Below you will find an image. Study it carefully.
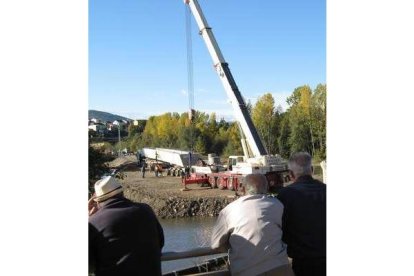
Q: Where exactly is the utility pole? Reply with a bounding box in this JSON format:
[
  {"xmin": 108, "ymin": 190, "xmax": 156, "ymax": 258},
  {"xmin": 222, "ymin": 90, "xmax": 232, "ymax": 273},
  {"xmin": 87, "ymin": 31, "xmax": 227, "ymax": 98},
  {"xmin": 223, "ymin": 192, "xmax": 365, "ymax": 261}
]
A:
[{"xmin": 118, "ymin": 122, "xmax": 121, "ymax": 156}]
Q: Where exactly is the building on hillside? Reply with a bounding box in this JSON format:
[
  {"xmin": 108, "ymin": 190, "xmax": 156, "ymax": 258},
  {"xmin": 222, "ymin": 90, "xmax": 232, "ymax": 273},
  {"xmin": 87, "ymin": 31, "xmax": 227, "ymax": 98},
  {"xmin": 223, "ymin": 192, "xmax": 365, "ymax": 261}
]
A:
[
  {"xmin": 88, "ymin": 123, "xmax": 106, "ymax": 134},
  {"xmin": 106, "ymin": 121, "xmax": 114, "ymax": 131},
  {"xmin": 112, "ymin": 120, "xmax": 121, "ymax": 126},
  {"xmin": 132, "ymin": 119, "xmax": 147, "ymax": 132},
  {"xmin": 113, "ymin": 120, "xmax": 129, "ymax": 131},
  {"xmin": 90, "ymin": 118, "xmax": 101, "ymax": 124}
]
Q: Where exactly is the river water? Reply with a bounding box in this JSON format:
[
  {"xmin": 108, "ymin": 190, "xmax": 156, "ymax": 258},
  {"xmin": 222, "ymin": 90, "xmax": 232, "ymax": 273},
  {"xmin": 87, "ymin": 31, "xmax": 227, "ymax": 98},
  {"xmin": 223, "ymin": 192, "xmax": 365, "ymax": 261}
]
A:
[{"xmin": 160, "ymin": 217, "xmax": 225, "ymax": 274}]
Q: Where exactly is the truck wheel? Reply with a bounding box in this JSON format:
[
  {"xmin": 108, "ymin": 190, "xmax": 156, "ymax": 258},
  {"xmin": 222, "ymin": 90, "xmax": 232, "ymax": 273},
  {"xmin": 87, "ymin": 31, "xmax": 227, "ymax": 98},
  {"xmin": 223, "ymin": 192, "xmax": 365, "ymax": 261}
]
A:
[
  {"xmin": 209, "ymin": 176, "xmax": 217, "ymax": 188},
  {"xmin": 218, "ymin": 177, "xmax": 226, "ymax": 190},
  {"xmin": 217, "ymin": 177, "xmax": 225, "ymax": 190},
  {"xmin": 227, "ymin": 177, "xmax": 234, "ymax": 191}
]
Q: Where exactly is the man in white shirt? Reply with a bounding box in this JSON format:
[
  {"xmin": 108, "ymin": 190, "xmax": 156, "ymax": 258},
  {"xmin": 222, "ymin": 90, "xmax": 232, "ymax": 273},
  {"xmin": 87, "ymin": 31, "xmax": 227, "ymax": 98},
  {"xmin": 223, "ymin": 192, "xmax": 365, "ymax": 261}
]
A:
[{"xmin": 211, "ymin": 174, "xmax": 294, "ymax": 276}]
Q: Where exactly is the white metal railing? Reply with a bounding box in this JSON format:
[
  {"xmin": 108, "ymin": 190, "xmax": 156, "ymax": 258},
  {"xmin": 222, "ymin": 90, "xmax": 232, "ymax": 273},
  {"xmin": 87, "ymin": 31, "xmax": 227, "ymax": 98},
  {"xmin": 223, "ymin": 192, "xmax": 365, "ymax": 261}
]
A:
[
  {"xmin": 161, "ymin": 247, "xmax": 229, "ymax": 275},
  {"xmin": 162, "ymin": 247, "xmax": 226, "ymax": 261}
]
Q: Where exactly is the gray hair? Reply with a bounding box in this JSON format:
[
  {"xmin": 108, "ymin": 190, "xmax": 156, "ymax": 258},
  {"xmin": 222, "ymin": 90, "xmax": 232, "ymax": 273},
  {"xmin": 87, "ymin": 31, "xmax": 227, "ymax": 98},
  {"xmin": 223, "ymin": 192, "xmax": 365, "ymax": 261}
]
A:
[
  {"xmin": 244, "ymin": 174, "xmax": 268, "ymax": 195},
  {"xmin": 288, "ymin": 152, "xmax": 313, "ymax": 177}
]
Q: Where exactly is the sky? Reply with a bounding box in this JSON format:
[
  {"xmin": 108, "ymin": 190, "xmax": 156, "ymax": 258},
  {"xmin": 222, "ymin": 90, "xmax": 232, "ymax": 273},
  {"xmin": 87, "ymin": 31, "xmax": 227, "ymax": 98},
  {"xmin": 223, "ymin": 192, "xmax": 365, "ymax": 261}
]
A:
[{"xmin": 89, "ymin": 0, "xmax": 326, "ymax": 120}]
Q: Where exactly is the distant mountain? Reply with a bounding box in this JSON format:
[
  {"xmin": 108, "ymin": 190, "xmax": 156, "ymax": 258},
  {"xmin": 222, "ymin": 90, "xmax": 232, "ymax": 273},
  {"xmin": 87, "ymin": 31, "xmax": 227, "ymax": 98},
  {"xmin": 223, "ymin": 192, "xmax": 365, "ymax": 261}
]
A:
[{"xmin": 89, "ymin": 110, "xmax": 132, "ymax": 122}]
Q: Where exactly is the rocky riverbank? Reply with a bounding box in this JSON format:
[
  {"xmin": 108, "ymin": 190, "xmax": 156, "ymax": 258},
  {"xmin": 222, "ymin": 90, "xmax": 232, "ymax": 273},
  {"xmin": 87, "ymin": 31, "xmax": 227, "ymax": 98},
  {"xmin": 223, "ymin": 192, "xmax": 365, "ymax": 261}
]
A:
[
  {"xmin": 159, "ymin": 196, "xmax": 234, "ymax": 218},
  {"xmin": 123, "ymin": 182, "xmax": 236, "ymax": 219}
]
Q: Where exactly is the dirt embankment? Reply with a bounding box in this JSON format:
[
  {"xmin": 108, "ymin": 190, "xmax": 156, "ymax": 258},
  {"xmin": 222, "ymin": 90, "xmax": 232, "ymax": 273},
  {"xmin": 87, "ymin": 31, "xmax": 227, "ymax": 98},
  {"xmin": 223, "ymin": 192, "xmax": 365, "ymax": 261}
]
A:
[{"xmin": 114, "ymin": 157, "xmax": 237, "ymax": 219}]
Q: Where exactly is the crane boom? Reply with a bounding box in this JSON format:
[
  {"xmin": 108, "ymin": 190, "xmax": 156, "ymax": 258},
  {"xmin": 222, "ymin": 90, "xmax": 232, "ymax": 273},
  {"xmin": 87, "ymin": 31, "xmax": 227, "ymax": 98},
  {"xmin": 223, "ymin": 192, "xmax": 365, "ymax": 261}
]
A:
[{"xmin": 184, "ymin": 0, "xmax": 267, "ymax": 158}]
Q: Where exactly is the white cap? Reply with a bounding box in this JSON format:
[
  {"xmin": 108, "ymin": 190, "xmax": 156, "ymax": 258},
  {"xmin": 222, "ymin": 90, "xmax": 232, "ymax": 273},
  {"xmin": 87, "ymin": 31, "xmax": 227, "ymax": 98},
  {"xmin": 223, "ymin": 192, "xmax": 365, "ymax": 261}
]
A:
[{"xmin": 94, "ymin": 176, "xmax": 123, "ymax": 202}]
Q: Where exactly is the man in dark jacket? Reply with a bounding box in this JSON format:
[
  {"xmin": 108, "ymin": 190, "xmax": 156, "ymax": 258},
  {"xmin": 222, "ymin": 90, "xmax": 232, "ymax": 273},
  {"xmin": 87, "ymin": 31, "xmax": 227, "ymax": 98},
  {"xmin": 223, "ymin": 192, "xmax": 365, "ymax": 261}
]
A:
[
  {"xmin": 277, "ymin": 152, "xmax": 326, "ymax": 276},
  {"xmin": 141, "ymin": 162, "xmax": 146, "ymax": 178},
  {"xmin": 89, "ymin": 176, "xmax": 164, "ymax": 276}
]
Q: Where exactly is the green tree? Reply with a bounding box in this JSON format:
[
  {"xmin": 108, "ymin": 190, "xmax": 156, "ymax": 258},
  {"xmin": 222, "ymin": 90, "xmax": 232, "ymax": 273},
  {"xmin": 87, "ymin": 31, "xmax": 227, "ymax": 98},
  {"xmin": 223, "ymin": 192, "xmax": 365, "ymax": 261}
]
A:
[
  {"xmin": 272, "ymin": 104, "xmax": 283, "ymax": 154},
  {"xmin": 128, "ymin": 124, "xmax": 140, "ymax": 138},
  {"xmin": 114, "ymin": 141, "xmax": 129, "ymax": 153},
  {"xmin": 246, "ymin": 99, "xmax": 253, "ymax": 115},
  {"xmin": 128, "ymin": 133, "xmax": 141, "ymax": 153},
  {"xmin": 222, "ymin": 123, "xmax": 243, "ymax": 156},
  {"xmin": 194, "ymin": 136, "xmax": 207, "ymax": 155},
  {"xmin": 251, "ymin": 95, "xmax": 285, "ymax": 156},
  {"xmin": 128, "ymin": 120, "xmax": 147, "ymax": 138},
  {"xmin": 310, "ymin": 84, "xmax": 326, "ymax": 160},
  {"xmin": 278, "ymin": 113, "xmax": 291, "ymax": 158},
  {"xmin": 287, "ymin": 85, "xmax": 314, "ymax": 155},
  {"xmin": 88, "ymin": 146, "xmax": 113, "ymax": 194},
  {"xmin": 89, "ymin": 129, "xmax": 97, "ymax": 138},
  {"xmin": 252, "ymin": 93, "xmax": 278, "ymax": 153},
  {"xmin": 289, "ymin": 115, "xmax": 312, "ymax": 153}
]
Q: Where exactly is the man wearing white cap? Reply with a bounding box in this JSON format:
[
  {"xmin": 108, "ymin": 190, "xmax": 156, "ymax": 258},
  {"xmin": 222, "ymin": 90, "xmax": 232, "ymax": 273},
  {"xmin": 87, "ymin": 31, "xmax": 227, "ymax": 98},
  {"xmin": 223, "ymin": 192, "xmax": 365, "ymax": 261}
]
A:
[{"xmin": 88, "ymin": 176, "xmax": 164, "ymax": 276}]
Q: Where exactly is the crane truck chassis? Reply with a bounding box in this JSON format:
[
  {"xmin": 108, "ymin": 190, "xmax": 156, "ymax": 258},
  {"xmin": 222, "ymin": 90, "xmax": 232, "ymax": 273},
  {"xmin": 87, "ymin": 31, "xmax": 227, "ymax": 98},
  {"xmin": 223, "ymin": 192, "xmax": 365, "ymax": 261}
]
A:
[{"xmin": 182, "ymin": 0, "xmax": 290, "ymax": 193}]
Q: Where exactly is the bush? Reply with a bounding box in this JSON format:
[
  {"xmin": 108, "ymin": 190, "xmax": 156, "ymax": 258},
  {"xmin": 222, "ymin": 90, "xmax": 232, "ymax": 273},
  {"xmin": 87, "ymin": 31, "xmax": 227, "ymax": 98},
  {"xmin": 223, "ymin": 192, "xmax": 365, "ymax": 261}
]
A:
[{"xmin": 88, "ymin": 146, "xmax": 114, "ymax": 195}]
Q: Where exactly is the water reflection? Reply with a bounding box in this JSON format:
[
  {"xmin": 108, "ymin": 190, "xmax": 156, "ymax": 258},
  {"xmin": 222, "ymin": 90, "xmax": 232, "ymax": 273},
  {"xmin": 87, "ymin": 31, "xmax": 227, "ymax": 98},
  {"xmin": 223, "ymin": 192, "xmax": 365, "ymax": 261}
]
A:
[{"xmin": 160, "ymin": 217, "xmax": 224, "ymax": 274}]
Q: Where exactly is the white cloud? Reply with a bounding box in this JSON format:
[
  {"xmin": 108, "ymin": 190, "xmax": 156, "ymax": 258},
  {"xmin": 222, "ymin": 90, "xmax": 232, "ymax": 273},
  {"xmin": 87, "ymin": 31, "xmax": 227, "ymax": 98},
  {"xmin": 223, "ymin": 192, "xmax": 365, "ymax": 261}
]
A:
[{"xmin": 180, "ymin": 89, "xmax": 188, "ymax": 96}]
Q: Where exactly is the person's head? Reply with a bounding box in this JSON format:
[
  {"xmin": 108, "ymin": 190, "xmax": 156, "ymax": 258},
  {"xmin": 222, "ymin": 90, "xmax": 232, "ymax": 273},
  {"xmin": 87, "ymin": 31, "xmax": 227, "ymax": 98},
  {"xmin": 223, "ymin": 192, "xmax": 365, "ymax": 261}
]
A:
[
  {"xmin": 93, "ymin": 176, "xmax": 124, "ymax": 203},
  {"xmin": 288, "ymin": 152, "xmax": 313, "ymax": 179},
  {"xmin": 243, "ymin": 174, "xmax": 268, "ymax": 195}
]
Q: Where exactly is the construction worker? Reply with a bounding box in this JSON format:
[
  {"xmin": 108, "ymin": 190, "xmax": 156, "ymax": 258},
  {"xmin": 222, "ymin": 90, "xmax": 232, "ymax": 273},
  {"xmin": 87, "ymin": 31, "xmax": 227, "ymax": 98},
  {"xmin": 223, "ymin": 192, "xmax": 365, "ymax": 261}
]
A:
[{"xmin": 141, "ymin": 162, "xmax": 146, "ymax": 178}]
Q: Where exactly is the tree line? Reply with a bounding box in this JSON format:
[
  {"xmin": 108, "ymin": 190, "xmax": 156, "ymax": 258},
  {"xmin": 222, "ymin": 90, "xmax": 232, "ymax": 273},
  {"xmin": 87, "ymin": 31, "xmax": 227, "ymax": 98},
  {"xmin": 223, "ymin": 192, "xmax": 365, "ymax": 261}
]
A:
[{"xmin": 104, "ymin": 83, "xmax": 326, "ymax": 161}]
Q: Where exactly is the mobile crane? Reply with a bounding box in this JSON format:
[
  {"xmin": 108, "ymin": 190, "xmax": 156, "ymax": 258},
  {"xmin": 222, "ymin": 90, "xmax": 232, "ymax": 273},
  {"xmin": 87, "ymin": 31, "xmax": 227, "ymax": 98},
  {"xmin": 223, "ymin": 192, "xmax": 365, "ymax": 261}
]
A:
[{"xmin": 183, "ymin": 0, "xmax": 289, "ymax": 192}]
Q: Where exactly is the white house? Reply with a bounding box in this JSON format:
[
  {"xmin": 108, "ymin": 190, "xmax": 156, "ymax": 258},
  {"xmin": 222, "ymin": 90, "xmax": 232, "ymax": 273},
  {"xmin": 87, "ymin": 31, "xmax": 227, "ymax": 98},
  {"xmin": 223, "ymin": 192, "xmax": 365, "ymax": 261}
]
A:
[
  {"xmin": 91, "ymin": 118, "xmax": 101, "ymax": 124},
  {"xmin": 88, "ymin": 123, "xmax": 106, "ymax": 134},
  {"xmin": 113, "ymin": 120, "xmax": 129, "ymax": 131}
]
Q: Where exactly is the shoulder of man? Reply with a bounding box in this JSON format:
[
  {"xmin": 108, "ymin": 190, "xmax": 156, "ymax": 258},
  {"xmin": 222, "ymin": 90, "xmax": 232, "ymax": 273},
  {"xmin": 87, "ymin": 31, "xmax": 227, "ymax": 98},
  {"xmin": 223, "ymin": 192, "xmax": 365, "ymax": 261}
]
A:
[
  {"xmin": 295, "ymin": 175, "xmax": 326, "ymax": 186},
  {"xmin": 277, "ymin": 184, "xmax": 298, "ymax": 194},
  {"xmin": 268, "ymin": 194, "xmax": 284, "ymax": 203},
  {"xmin": 219, "ymin": 196, "xmax": 241, "ymax": 215},
  {"xmin": 276, "ymin": 183, "xmax": 304, "ymax": 202},
  {"xmin": 129, "ymin": 200, "xmax": 151, "ymax": 209},
  {"xmin": 278, "ymin": 178, "xmax": 326, "ymax": 201},
  {"xmin": 312, "ymin": 178, "xmax": 326, "ymax": 186},
  {"xmin": 130, "ymin": 201, "xmax": 159, "ymax": 217}
]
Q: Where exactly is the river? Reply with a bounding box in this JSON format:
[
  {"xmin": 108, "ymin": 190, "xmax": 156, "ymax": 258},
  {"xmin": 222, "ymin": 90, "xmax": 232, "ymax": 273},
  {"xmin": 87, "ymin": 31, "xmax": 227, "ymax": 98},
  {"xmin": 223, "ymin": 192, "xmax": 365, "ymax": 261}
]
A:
[{"xmin": 160, "ymin": 217, "xmax": 225, "ymax": 274}]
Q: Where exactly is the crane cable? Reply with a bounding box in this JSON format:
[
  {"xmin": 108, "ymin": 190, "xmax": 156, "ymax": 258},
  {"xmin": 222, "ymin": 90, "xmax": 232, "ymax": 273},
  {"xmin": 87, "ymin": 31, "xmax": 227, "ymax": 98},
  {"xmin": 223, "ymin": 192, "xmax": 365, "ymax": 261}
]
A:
[
  {"xmin": 186, "ymin": 6, "xmax": 194, "ymax": 115},
  {"xmin": 185, "ymin": 5, "xmax": 195, "ymax": 164}
]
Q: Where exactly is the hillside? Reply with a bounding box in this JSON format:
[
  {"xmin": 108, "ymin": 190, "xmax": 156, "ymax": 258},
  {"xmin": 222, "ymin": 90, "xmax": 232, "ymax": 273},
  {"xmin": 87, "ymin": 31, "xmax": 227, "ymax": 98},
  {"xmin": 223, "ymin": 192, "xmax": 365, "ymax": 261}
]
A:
[{"xmin": 89, "ymin": 110, "xmax": 132, "ymax": 122}]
